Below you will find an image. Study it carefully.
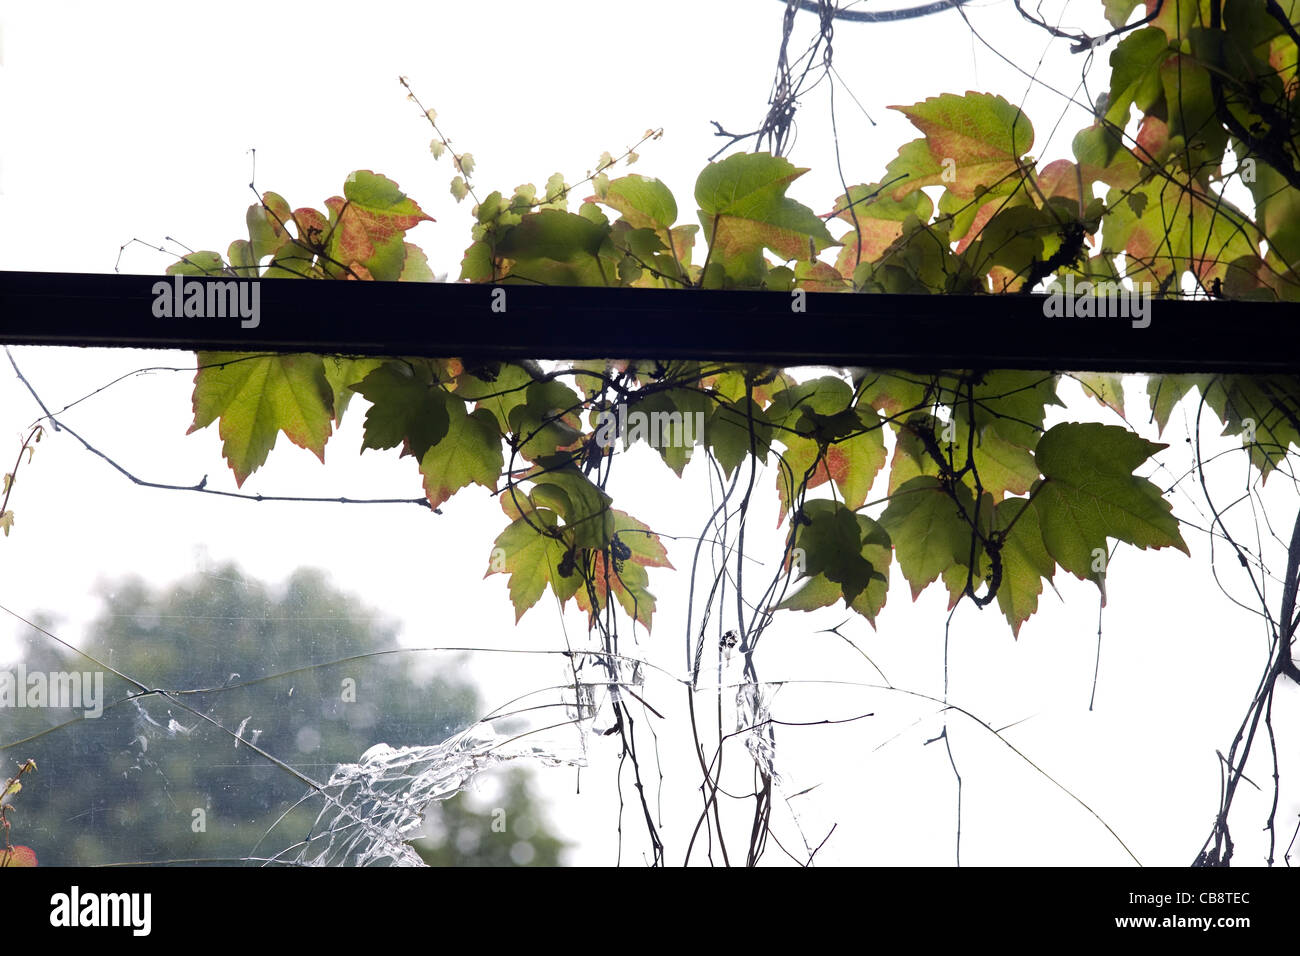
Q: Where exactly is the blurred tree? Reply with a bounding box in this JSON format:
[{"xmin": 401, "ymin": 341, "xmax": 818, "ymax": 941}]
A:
[{"xmin": 2, "ymin": 563, "xmax": 566, "ymax": 866}]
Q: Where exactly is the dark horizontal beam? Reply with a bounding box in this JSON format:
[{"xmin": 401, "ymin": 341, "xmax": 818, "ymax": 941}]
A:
[{"xmin": 1, "ymin": 270, "xmax": 1293, "ymax": 374}]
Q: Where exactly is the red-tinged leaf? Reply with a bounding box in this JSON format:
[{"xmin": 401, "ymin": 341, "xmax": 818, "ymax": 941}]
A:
[
  {"xmin": 830, "ymin": 182, "xmax": 934, "ymax": 272},
  {"xmin": 609, "ymin": 508, "xmax": 673, "ymax": 571},
  {"xmin": 575, "ymin": 548, "xmax": 660, "ymax": 631},
  {"xmin": 795, "ymin": 259, "xmax": 849, "ymax": 292},
  {"xmin": 824, "ymin": 411, "xmax": 888, "ymax": 510},
  {"xmin": 887, "ymin": 92, "xmax": 1034, "ymax": 201},
  {"xmin": 323, "ymin": 171, "xmax": 434, "ymax": 282},
  {"xmin": 292, "ymin": 207, "xmax": 330, "ymax": 249}
]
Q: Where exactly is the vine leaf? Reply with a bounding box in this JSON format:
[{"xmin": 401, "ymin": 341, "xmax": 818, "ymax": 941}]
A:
[
  {"xmin": 243, "ymin": 191, "xmax": 294, "ymax": 271},
  {"xmin": 508, "ymin": 380, "xmax": 585, "ymax": 461},
  {"xmin": 324, "ymin": 357, "xmax": 384, "ymax": 424},
  {"xmin": 695, "ymin": 153, "xmax": 836, "ymax": 285},
  {"xmin": 189, "ymin": 353, "xmax": 334, "ymax": 486},
  {"xmin": 884, "ymin": 92, "xmax": 1034, "ymax": 202},
  {"xmin": 993, "ymin": 496, "xmax": 1055, "ymax": 636},
  {"xmin": 456, "ymin": 361, "xmax": 537, "ymax": 433},
  {"xmin": 777, "ymin": 500, "xmax": 892, "ymax": 624},
  {"xmin": 526, "ymin": 457, "xmax": 614, "ymax": 551},
  {"xmin": 1201, "ymin": 375, "xmax": 1300, "ymax": 479},
  {"xmin": 352, "ymin": 361, "xmax": 450, "ymax": 463},
  {"xmin": 1031, "ymin": 422, "xmax": 1187, "ymax": 582},
  {"xmin": 495, "ymin": 208, "xmax": 615, "ymax": 286},
  {"xmin": 889, "ymin": 413, "xmax": 1040, "ymax": 503},
  {"xmin": 1103, "ymin": 28, "xmax": 1169, "ymax": 132},
  {"xmin": 601, "ymin": 174, "xmax": 678, "ymax": 236},
  {"xmin": 486, "ymin": 505, "xmax": 579, "ymax": 622},
  {"xmin": 1073, "ymin": 372, "xmax": 1126, "ymax": 417},
  {"xmin": 824, "ymin": 406, "xmax": 888, "ymax": 511},
  {"xmin": 1103, "ymin": 178, "xmax": 1256, "ymax": 286},
  {"xmin": 420, "ymin": 404, "xmax": 504, "ymax": 510},
  {"xmin": 574, "ymin": 510, "xmax": 673, "ymax": 631},
  {"xmin": 707, "ymin": 397, "xmax": 773, "ymax": 479},
  {"xmin": 166, "ymin": 252, "xmax": 227, "ymax": 277},
  {"xmin": 829, "ymin": 182, "xmax": 934, "ymax": 274},
  {"xmin": 322, "ymin": 171, "xmax": 433, "ymax": 281},
  {"xmin": 1146, "ymin": 373, "xmax": 1208, "ymax": 433},
  {"xmin": 769, "ymin": 376, "xmax": 884, "ymax": 516},
  {"xmin": 879, "ymin": 475, "xmax": 976, "ymax": 601}
]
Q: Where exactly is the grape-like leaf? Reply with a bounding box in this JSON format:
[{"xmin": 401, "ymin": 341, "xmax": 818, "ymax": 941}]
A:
[
  {"xmin": 778, "ymin": 500, "xmax": 892, "ymax": 624},
  {"xmin": 189, "ymin": 353, "xmax": 334, "ymax": 486},
  {"xmin": 993, "ymin": 496, "xmax": 1055, "ymax": 636},
  {"xmin": 420, "ymin": 404, "xmax": 504, "ymax": 510},
  {"xmin": 695, "ymin": 153, "xmax": 836, "ymax": 286},
  {"xmin": 884, "ymin": 93, "xmax": 1034, "ymax": 201},
  {"xmin": 1032, "ymin": 422, "xmax": 1187, "ymax": 580},
  {"xmin": 322, "ymin": 171, "xmax": 434, "ymax": 281},
  {"xmin": 353, "ymin": 361, "xmax": 450, "ymax": 463},
  {"xmin": 879, "ymin": 475, "xmax": 976, "ymax": 600},
  {"xmin": 486, "ymin": 507, "xmax": 579, "ymax": 621}
]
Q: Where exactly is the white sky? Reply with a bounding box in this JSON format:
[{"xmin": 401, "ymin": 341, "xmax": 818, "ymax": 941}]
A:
[{"xmin": 2, "ymin": 1, "xmax": 1298, "ymax": 867}]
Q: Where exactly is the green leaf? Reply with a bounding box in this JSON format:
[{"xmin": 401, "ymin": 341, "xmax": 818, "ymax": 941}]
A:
[
  {"xmin": 493, "ymin": 209, "xmax": 615, "ymax": 286},
  {"xmin": 527, "ymin": 458, "xmax": 613, "ymax": 551},
  {"xmin": 1032, "ymin": 422, "xmax": 1188, "ymax": 581},
  {"xmin": 823, "ymin": 406, "xmax": 888, "ymax": 510},
  {"xmin": 879, "ymin": 476, "xmax": 976, "ymax": 600},
  {"xmin": 602, "ymin": 174, "xmax": 678, "ymax": 233},
  {"xmin": 622, "ymin": 385, "xmax": 710, "ymax": 475},
  {"xmin": 323, "ymin": 357, "xmax": 384, "ymax": 423},
  {"xmin": 955, "ymin": 369, "xmax": 1060, "ymax": 449},
  {"xmin": 993, "ymin": 496, "xmax": 1055, "ymax": 637},
  {"xmin": 1202, "ymin": 375, "xmax": 1300, "ymax": 479},
  {"xmin": 457, "ymin": 361, "xmax": 537, "ymax": 432},
  {"xmin": 778, "ymin": 501, "xmax": 892, "ymax": 623},
  {"xmin": 1103, "ymin": 0, "xmax": 1142, "ymax": 28},
  {"xmin": 167, "ymin": 252, "xmax": 227, "ymax": 277},
  {"xmin": 420, "ymin": 405, "xmax": 503, "ymax": 510},
  {"xmin": 797, "ymin": 500, "xmax": 874, "ymax": 605},
  {"xmin": 707, "ymin": 397, "xmax": 773, "ymax": 479},
  {"xmin": 695, "ymin": 153, "xmax": 836, "ymax": 285},
  {"xmin": 1104, "ymin": 28, "xmax": 1169, "ymax": 131},
  {"xmin": 574, "ymin": 509, "xmax": 673, "ymax": 631},
  {"xmin": 497, "ymin": 209, "xmax": 609, "ymax": 262},
  {"xmin": 486, "ymin": 507, "xmax": 579, "ymax": 621},
  {"xmin": 353, "ymin": 361, "xmax": 450, "ymax": 462},
  {"xmin": 189, "ymin": 353, "xmax": 334, "ymax": 486},
  {"xmin": 246, "ymin": 191, "xmax": 293, "ymax": 263},
  {"xmin": 767, "ymin": 377, "xmax": 886, "ymax": 515},
  {"xmin": 889, "ymin": 412, "xmax": 1040, "ymax": 503},
  {"xmin": 1146, "ymin": 374, "xmax": 1209, "ymax": 433},
  {"xmin": 1072, "ymin": 120, "xmax": 1141, "ymax": 191},
  {"xmin": 1103, "ymin": 178, "xmax": 1256, "ymax": 286},
  {"xmin": 507, "ymin": 380, "xmax": 584, "ymax": 460},
  {"xmin": 399, "ymin": 242, "xmax": 436, "ymax": 281},
  {"xmin": 1073, "ymin": 373, "xmax": 1126, "ymax": 416}
]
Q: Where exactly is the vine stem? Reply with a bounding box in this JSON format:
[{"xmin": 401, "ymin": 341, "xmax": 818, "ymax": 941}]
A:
[{"xmin": 0, "ymin": 424, "xmax": 44, "ymax": 533}]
